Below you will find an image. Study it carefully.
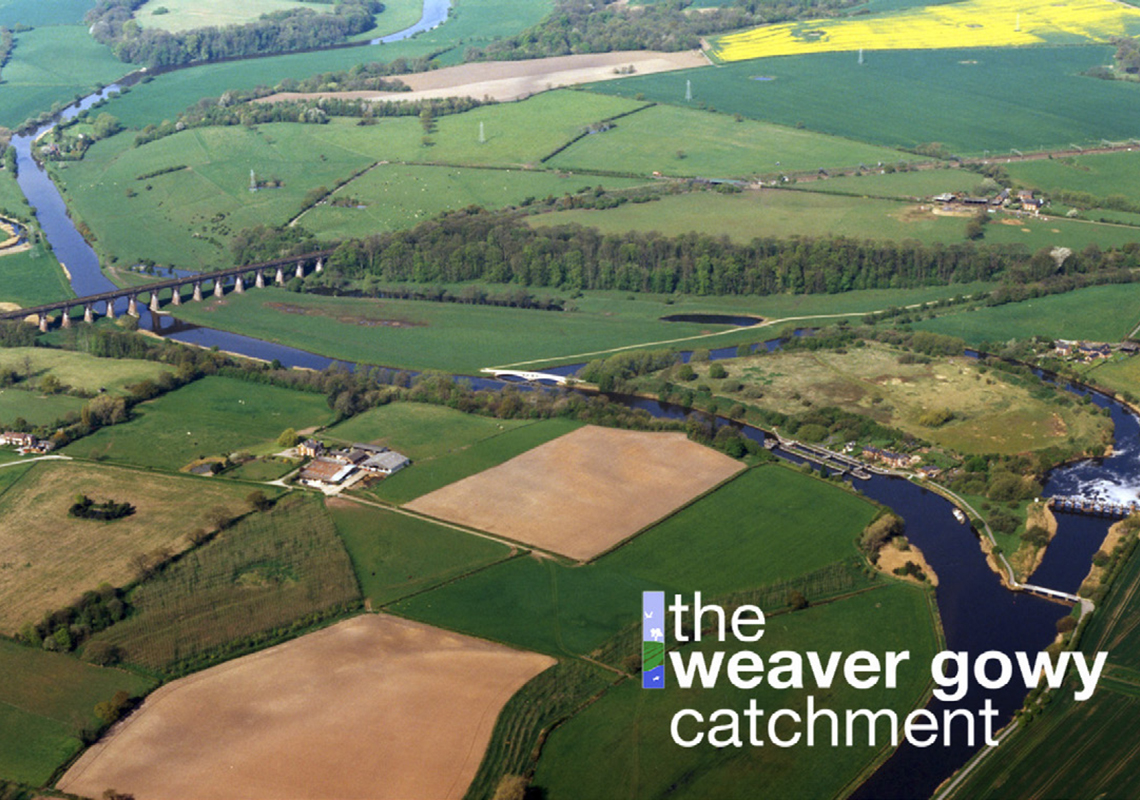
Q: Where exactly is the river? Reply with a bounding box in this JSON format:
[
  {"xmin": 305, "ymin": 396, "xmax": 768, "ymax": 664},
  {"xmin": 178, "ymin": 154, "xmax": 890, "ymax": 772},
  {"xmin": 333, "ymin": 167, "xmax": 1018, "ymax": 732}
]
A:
[{"xmin": 4, "ymin": 7, "xmax": 1130, "ymax": 795}]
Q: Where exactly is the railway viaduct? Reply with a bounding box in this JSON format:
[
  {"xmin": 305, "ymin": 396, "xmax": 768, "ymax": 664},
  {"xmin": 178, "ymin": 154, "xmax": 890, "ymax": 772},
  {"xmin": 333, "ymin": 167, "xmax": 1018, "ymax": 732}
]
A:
[{"xmin": 0, "ymin": 250, "xmax": 335, "ymax": 331}]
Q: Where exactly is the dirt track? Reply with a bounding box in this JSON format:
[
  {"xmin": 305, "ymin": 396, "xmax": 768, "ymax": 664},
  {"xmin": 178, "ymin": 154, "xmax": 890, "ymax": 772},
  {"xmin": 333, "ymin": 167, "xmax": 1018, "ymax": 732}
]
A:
[
  {"xmin": 405, "ymin": 425, "xmax": 745, "ymax": 560},
  {"xmin": 261, "ymin": 50, "xmax": 709, "ymax": 105},
  {"xmin": 58, "ymin": 615, "xmax": 554, "ymax": 800}
]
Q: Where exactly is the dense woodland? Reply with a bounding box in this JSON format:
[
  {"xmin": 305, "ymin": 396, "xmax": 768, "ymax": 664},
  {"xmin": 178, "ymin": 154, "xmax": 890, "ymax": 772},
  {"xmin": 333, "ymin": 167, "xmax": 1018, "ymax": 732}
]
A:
[
  {"xmin": 472, "ymin": 0, "xmax": 863, "ymax": 60},
  {"xmin": 239, "ymin": 208, "xmax": 1140, "ymax": 296},
  {"xmin": 86, "ymin": 0, "xmax": 382, "ymax": 67}
]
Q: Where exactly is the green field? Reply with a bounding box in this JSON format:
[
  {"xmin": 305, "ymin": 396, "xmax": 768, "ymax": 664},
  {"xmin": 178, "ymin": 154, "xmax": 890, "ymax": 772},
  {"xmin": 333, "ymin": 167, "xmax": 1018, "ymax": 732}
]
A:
[
  {"xmin": 532, "ymin": 585, "xmax": 938, "ymax": 800},
  {"xmin": 1006, "ymin": 150, "xmax": 1140, "ymax": 207},
  {"xmin": 54, "ymin": 92, "xmax": 645, "ymax": 269},
  {"xmin": 586, "ymin": 46, "xmax": 1140, "ymax": 155},
  {"xmin": 0, "ymin": 245, "xmax": 73, "ymax": 308},
  {"xmin": 300, "ymin": 163, "xmax": 648, "ymax": 242},
  {"xmin": 391, "ymin": 554, "xmax": 666, "ymax": 657},
  {"xmin": 0, "ymin": 347, "xmax": 173, "ymax": 396},
  {"xmin": 135, "ymin": 0, "xmax": 335, "ymax": 32},
  {"xmin": 1083, "ymin": 351, "xmax": 1140, "ymax": 400},
  {"xmin": 222, "ymin": 455, "xmax": 298, "ymax": 481},
  {"xmin": 804, "ymin": 167, "xmax": 987, "ymax": 199},
  {"xmin": 0, "ymin": 0, "xmax": 93, "ymax": 27},
  {"xmin": 52, "ymin": 122, "xmax": 376, "ymax": 271},
  {"xmin": 947, "ymin": 546, "xmax": 1140, "ymax": 798},
  {"xmin": 321, "ymin": 400, "xmax": 533, "ymax": 459},
  {"xmin": 0, "ymin": 639, "xmax": 154, "ymax": 786},
  {"xmin": 548, "ymin": 102, "xmax": 915, "ymax": 179},
  {"xmin": 367, "ymin": 418, "xmax": 583, "ymax": 504},
  {"xmin": 166, "ymin": 288, "xmax": 740, "ymax": 374},
  {"xmin": 86, "ymin": 494, "xmax": 360, "ymax": 673},
  {"xmin": 0, "ymin": 388, "xmax": 83, "ymax": 426},
  {"xmin": 598, "ymin": 466, "xmax": 877, "ymax": 592},
  {"xmin": 328, "ymin": 498, "xmax": 512, "ymax": 605},
  {"xmin": 62, "ymin": 375, "xmax": 336, "ymax": 469},
  {"xmin": 531, "ymin": 187, "xmax": 1140, "ymax": 250},
  {"xmin": 0, "ymin": 26, "xmax": 133, "ymax": 130},
  {"xmin": 98, "ymin": 0, "xmax": 555, "ymax": 129},
  {"xmin": 914, "ymin": 282, "xmax": 1140, "ymax": 345}
]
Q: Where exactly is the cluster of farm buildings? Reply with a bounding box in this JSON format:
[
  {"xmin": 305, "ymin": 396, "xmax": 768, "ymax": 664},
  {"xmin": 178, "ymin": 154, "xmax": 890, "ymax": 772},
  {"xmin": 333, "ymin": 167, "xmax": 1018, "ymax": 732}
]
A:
[
  {"xmin": 932, "ymin": 189, "xmax": 1045, "ymax": 212},
  {"xmin": 1053, "ymin": 340, "xmax": 1136, "ymax": 362},
  {"xmin": 296, "ymin": 439, "xmax": 409, "ymax": 491},
  {"xmin": 0, "ymin": 431, "xmax": 55, "ymax": 454}
]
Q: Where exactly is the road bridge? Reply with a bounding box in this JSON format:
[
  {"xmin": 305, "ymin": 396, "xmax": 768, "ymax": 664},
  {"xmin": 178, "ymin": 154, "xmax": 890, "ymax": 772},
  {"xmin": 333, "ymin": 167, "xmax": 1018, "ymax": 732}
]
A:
[{"xmin": 0, "ymin": 250, "xmax": 335, "ymax": 331}]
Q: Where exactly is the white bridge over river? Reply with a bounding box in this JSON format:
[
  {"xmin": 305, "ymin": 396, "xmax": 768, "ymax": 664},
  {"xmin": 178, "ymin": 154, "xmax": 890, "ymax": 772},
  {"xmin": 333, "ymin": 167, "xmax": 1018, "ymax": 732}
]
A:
[{"xmin": 485, "ymin": 369, "xmax": 570, "ymax": 385}]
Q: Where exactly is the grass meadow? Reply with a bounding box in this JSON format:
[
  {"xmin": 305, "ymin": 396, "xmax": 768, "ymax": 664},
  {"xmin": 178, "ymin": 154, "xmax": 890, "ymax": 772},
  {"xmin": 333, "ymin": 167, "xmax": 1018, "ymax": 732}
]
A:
[
  {"xmin": 548, "ymin": 102, "xmax": 914, "ymax": 178},
  {"xmin": 167, "ymin": 288, "xmax": 739, "ymax": 374},
  {"xmin": 586, "ymin": 46, "xmax": 1140, "ymax": 154},
  {"xmin": 531, "ymin": 188, "xmax": 1140, "ymax": 251},
  {"xmin": 328, "ymin": 498, "xmax": 512, "ymax": 605},
  {"xmin": 0, "ymin": 25, "xmax": 132, "ymax": 130},
  {"xmin": 599, "ymin": 465, "xmax": 877, "ymax": 591},
  {"xmin": 0, "ymin": 639, "xmax": 154, "ymax": 786},
  {"xmin": 135, "ymin": 0, "xmax": 335, "ymax": 32},
  {"xmin": 0, "ymin": 0, "xmax": 93, "ymax": 27},
  {"xmin": 0, "ymin": 244, "xmax": 74, "ymax": 308},
  {"xmin": 914, "ymin": 282, "xmax": 1140, "ymax": 344},
  {"xmin": 0, "ymin": 347, "xmax": 172, "ymax": 396},
  {"xmin": 366, "ymin": 418, "xmax": 583, "ymax": 504},
  {"xmin": 99, "ymin": 0, "xmax": 555, "ymax": 128},
  {"xmin": 63, "ymin": 375, "xmax": 336, "ymax": 469},
  {"xmin": 1006, "ymin": 150, "xmax": 1140, "ymax": 208},
  {"xmin": 54, "ymin": 92, "xmax": 644, "ymax": 268},
  {"xmin": 532, "ymin": 584, "xmax": 939, "ymax": 800},
  {"xmin": 683, "ymin": 342, "xmax": 1112, "ymax": 455},
  {"xmin": 300, "ymin": 163, "xmax": 648, "ymax": 242},
  {"xmin": 802, "ymin": 167, "xmax": 987, "ymax": 199},
  {"xmin": 321, "ymin": 400, "xmax": 533, "ymax": 459},
  {"xmin": 0, "ymin": 389, "xmax": 83, "ymax": 426},
  {"xmin": 86, "ymin": 495, "xmax": 360, "ymax": 674},
  {"xmin": 0, "ymin": 459, "xmax": 256, "ymax": 634}
]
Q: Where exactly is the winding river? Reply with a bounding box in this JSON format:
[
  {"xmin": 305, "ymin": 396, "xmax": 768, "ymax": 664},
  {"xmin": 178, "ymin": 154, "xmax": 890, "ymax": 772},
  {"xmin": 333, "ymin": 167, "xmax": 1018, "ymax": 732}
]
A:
[{"xmin": 5, "ymin": 7, "xmax": 1133, "ymax": 795}]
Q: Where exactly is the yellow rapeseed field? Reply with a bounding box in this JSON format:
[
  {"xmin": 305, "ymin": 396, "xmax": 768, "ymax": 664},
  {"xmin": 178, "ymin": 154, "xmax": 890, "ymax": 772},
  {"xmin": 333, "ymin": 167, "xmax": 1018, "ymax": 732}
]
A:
[{"xmin": 709, "ymin": 0, "xmax": 1140, "ymax": 62}]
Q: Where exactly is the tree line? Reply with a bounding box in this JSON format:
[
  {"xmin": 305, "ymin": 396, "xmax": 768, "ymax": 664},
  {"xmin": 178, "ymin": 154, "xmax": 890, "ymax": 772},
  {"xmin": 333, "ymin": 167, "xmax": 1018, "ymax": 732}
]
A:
[
  {"xmin": 86, "ymin": 0, "xmax": 382, "ymax": 68},
  {"xmin": 133, "ymin": 90, "xmax": 489, "ymax": 147},
  {"xmin": 469, "ymin": 0, "xmax": 863, "ymax": 61},
  {"xmin": 301, "ymin": 207, "xmax": 1140, "ymax": 297}
]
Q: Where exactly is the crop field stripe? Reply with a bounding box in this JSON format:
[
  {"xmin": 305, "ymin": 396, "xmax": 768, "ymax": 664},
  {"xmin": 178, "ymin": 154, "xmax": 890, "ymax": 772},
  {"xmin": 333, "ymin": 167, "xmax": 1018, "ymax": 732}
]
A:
[{"xmin": 708, "ymin": 0, "xmax": 1140, "ymax": 62}]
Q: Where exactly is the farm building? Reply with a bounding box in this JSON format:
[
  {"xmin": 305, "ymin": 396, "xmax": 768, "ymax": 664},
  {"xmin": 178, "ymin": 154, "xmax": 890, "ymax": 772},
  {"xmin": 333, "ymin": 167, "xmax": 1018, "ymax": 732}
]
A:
[
  {"xmin": 298, "ymin": 458, "xmax": 356, "ymax": 488},
  {"xmin": 361, "ymin": 451, "xmax": 410, "ymax": 475},
  {"xmin": 298, "ymin": 439, "xmax": 324, "ymax": 458},
  {"xmin": 862, "ymin": 446, "xmax": 918, "ymax": 469},
  {"xmin": 1, "ymin": 432, "xmax": 37, "ymax": 448}
]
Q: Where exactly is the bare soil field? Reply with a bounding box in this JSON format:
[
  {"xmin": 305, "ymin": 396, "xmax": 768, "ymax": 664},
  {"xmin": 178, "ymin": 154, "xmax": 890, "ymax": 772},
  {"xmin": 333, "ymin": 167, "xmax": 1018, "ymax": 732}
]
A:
[
  {"xmin": 262, "ymin": 50, "xmax": 709, "ymax": 105},
  {"xmin": 0, "ymin": 460, "xmax": 250, "ymax": 632},
  {"xmin": 405, "ymin": 425, "xmax": 745, "ymax": 560},
  {"xmin": 58, "ymin": 614, "xmax": 554, "ymax": 800}
]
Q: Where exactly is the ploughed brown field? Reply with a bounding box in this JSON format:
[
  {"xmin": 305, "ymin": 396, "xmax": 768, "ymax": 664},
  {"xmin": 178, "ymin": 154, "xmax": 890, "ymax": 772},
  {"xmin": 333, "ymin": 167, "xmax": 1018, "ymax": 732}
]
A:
[
  {"xmin": 261, "ymin": 50, "xmax": 709, "ymax": 104},
  {"xmin": 58, "ymin": 614, "xmax": 554, "ymax": 800},
  {"xmin": 405, "ymin": 425, "xmax": 745, "ymax": 560}
]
